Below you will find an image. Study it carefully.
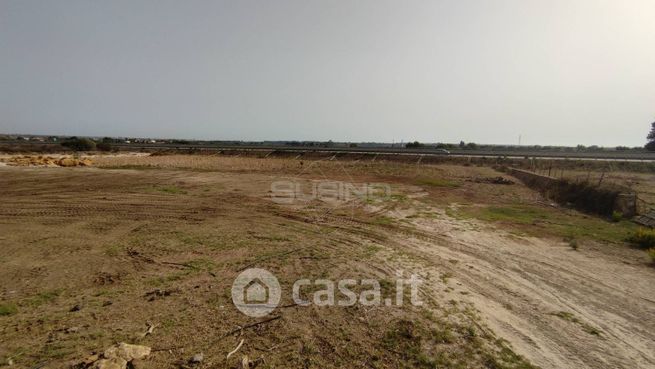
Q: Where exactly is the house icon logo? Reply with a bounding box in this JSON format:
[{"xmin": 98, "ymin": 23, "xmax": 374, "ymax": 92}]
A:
[{"xmin": 231, "ymin": 268, "xmax": 281, "ymax": 317}]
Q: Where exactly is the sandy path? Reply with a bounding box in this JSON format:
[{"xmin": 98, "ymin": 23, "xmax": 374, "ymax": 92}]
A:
[{"xmin": 391, "ymin": 209, "xmax": 655, "ymax": 369}]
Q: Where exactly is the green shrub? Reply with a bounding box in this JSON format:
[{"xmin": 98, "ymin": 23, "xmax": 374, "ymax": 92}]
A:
[
  {"xmin": 611, "ymin": 211, "xmax": 623, "ymax": 223},
  {"xmin": 627, "ymin": 228, "xmax": 655, "ymax": 249},
  {"xmin": 96, "ymin": 142, "xmax": 112, "ymax": 151},
  {"xmin": 61, "ymin": 137, "xmax": 96, "ymax": 151}
]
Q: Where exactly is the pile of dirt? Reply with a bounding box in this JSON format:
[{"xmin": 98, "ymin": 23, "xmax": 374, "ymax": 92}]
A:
[{"xmin": 3, "ymin": 155, "xmax": 93, "ymax": 167}]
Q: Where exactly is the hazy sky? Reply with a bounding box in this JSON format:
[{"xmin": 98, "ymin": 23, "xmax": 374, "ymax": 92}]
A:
[{"xmin": 1, "ymin": 0, "xmax": 654, "ymax": 146}]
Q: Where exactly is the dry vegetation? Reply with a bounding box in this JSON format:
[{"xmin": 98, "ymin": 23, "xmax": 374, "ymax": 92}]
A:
[{"xmin": 0, "ymin": 154, "xmax": 653, "ymax": 369}]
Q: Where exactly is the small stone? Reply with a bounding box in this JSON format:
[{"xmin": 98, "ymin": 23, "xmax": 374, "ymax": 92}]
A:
[
  {"xmin": 70, "ymin": 304, "xmax": 82, "ymax": 312},
  {"xmin": 104, "ymin": 343, "xmax": 151, "ymax": 361},
  {"xmin": 102, "ymin": 300, "xmax": 113, "ymax": 307},
  {"xmin": 190, "ymin": 353, "xmax": 204, "ymax": 363},
  {"xmin": 66, "ymin": 326, "xmax": 80, "ymax": 333},
  {"xmin": 91, "ymin": 358, "xmax": 127, "ymax": 369},
  {"xmin": 83, "ymin": 354, "xmax": 100, "ymax": 365}
]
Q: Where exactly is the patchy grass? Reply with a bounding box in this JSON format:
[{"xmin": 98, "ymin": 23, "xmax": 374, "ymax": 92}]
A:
[
  {"xmin": 389, "ymin": 193, "xmax": 409, "ymax": 202},
  {"xmin": 371, "ymin": 215, "xmax": 394, "ymax": 226},
  {"xmin": 362, "ymin": 244, "xmax": 382, "ymax": 257},
  {"xmin": 382, "ymin": 320, "xmax": 432, "ymax": 368},
  {"xmin": 381, "ymin": 317, "xmax": 537, "ymax": 369},
  {"xmin": 26, "ymin": 290, "xmax": 62, "ymax": 307},
  {"xmin": 452, "ymin": 204, "xmax": 637, "ymax": 244},
  {"xmin": 104, "ymin": 244, "xmax": 122, "ymax": 256},
  {"xmin": 0, "ymin": 303, "xmax": 18, "ymax": 316},
  {"xmin": 473, "ymin": 205, "xmax": 550, "ymax": 224},
  {"xmin": 415, "ymin": 178, "xmax": 461, "ymax": 188},
  {"xmin": 183, "ymin": 258, "xmax": 216, "ymax": 272}
]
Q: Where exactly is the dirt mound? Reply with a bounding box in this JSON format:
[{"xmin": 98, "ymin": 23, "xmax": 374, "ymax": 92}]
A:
[{"xmin": 3, "ymin": 155, "xmax": 93, "ymax": 167}]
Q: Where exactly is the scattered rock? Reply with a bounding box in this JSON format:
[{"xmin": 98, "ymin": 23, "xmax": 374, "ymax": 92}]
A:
[
  {"xmin": 70, "ymin": 304, "xmax": 82, "ymax": 312},
  {"xmin": 190, "ymin": 353, "xmax": 204, "ymax": 364},
  {"xmin": 91, "ymin": 358, "xmax": 127, "ymax": 369},
  {"xmin": 94, "ymin": 272, "xmax": 121, "ymax": 285},
  {"xmin": 66, "ymin": 326, "xmax": 80, "ymax": 333},
  {"xmin": 104, "ymin": 343, "xmax": 151, "ymax": 361},
  {"xmin": 144, "ymin": 288, "xmax": 179, "ymax": 301},
  {"xmin": 76, "ymin": 343, "xmax": 151, "ymax": 369},
  {"xmin": 83, "ymin": 354, "xmax": 100, "ymax": 365}
]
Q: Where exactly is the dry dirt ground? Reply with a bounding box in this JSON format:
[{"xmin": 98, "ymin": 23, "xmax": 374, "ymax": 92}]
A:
[{"xmin": 0, "ymin": 155, "xmax": 653, "ymax": 368}]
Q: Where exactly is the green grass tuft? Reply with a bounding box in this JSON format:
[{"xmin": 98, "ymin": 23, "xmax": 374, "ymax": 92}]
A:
[
  {"xmin": 0, "ymin": 303, "xmax": 18, "ymax": 316},
  {"xmin": 611, "ymin": 211, "xmax": 623, "ymax": 223},
  {"xmin": 27, "ymin": 290, "xmax": 62, "ymax": 307}
]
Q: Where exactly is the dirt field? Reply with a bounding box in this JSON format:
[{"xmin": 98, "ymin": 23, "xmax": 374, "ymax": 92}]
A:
[{"xmin": 1, "ymin": 155, "xmax": 653, "ymax": 368}]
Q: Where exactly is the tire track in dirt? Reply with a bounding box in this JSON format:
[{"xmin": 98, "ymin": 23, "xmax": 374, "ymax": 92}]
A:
[{"xmin": 386, "ymin": 209, "xmax": 655, "ymax": 369}]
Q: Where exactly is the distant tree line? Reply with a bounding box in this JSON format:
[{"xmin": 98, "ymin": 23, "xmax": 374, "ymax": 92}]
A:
[{"xmin": 61, "ymin": 137, "xmax": 115, "ymax": 152}]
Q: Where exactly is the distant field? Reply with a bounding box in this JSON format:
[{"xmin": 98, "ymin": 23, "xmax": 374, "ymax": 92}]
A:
[{"xmin": 2, "ymin": 140, "xmax": 655, "ymax": 161}]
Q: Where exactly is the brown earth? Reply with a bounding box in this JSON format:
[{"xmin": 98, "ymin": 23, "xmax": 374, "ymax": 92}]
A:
[{"xmin": 0, "ymin": 156, "xmax": 653, "ymax": 368}]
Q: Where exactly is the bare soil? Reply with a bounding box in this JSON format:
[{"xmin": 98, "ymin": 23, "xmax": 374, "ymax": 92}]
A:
[{"xmin": 0, "ymin": 155, "xmax": 653, "ymax": 368}]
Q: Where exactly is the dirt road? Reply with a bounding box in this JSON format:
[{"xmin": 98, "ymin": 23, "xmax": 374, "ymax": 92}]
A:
[{"xmin": 388, "ymin": 204, "xmax": 655, "ymax": 369}]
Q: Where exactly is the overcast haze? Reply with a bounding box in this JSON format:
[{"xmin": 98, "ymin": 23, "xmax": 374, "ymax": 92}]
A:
[{"xmin": 1, "ymin": 0, "xmax": 654, "ymax": 146}]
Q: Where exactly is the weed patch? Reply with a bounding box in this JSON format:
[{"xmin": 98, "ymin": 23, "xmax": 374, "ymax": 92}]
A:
[
  {"xmin": 627, "ymin": 228, "xmax": 655, "ymax": 249},
  {"xmin": 156, "ymin": 186, "xmax": 187, "ymax": 195},
  {"xmin": 26, "ymin": 290, "xmax": 62, "ymax": 307},
  {"xmin": 0, "ymin": 303, "xmax": 18, "ymax": 316},
  {"xmin": 415, "ymin": 178, "xmax": 461, "ymax": 188},
  {"xmin": 456, "ymin": 204, "xmax": 637, "ymax": 244}
]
